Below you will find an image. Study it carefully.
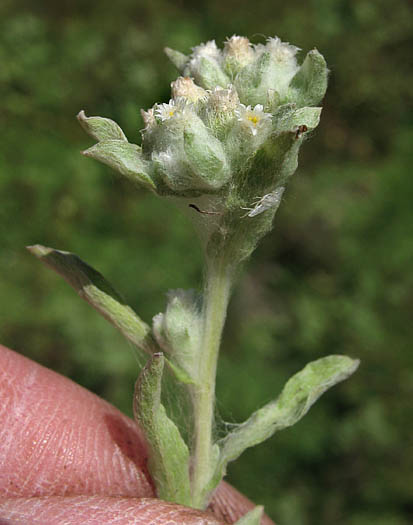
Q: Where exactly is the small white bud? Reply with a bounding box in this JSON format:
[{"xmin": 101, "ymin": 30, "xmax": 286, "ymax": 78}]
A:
[
  {"xmin": 171, "ymin": 77, "xmax": 208, "ymax": 103},
  {"xmin": 263, "ymin": 37, "xmax": 300, "ymax": 97},
  {"xmin": 190, "ymin": 40, "xmax": 221, "ymax": 62},
  {"xmin": 207, "ymin": 85, "xmax": 239, "ymax": 113},
  {"xmin": 188, "ymin": 40, "xmax": 229, "ymax": 90},
  {"xmin": 201, "ymin": 85, "xmax": 240, "ymax": 138},
  {"xmin": 223, "ymin": 35, "xmax": 254, "ymax": 70},
  {"xmin": 266, "ymin": 37, "xmax": 300, "ymax": 65}
]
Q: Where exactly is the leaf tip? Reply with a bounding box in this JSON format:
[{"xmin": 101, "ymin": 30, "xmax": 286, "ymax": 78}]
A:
[
  {"xmin": 26, "ymin": 244, "xmax": 51, "ymax": 258},
  {"xmin": 81, "ymin": 146, "xmax": 94, "ymax": 157},
  {"xmin": 234, "ymin": 505, "xmax": 264, "ymax": 525},
  {"xmin": 350, "ymin": 357, "xmax": 361, "ymax": 373},
  {"xmin": 77, "ymin": 109, "xmax": 87, "ymax": 121}
]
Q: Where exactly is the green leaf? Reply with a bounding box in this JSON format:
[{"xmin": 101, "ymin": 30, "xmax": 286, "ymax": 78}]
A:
[
  {"xmin": 82, "ymin": 140, "xmax": 156, "ymax": 191},
  {"xmin": 249, "ymin": 104, "xmax": 322, "ymax": 190},
  {"xmin": 133, "ymin": 353, "xmax": 192, "ymax": 505},
  {"xmin": 77, "ymin": 110, "xmax": 127, "ymax": 142},
  {"xmin": 184, "ymin": 125, "xmax": 230, "ymax": 190},
  {"xmin": 274, "ymin": 105, "xmax": 322, "ymax": 134},
  {"xmin": 234, "ymin": 506, "xmax": 264, "ymax": 525},
  {"xmin": 289, "ymin": 49, "xmax": 329, "ymax": 107},
  {"xmin": 164, "ymin": 47, "xmax": 189, "ymax": 73},
  {"xmin": 211, "ymin": 355, "xmax": 359, "ymax": 488},
  {"xmin": 27, "ymin": 245, "xmax": 151, "ymax": 350},
  {"xmin": 192, "ymin": 56, "xmax": 230, "ymax": 91},
  {"xmin": 234, "ymin": 51, "xmax": 271, "ymax": 105}
]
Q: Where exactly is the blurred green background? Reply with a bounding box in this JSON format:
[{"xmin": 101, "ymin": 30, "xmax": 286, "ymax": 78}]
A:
[{"xmin": 1, "ymin": 0, "xmax": 412, "ymax": 523}]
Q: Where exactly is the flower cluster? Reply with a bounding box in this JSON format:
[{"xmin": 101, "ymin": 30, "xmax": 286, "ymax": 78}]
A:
[{"xmin": 78, "ymin": 34, "xmax": 328, "ymax": 227}]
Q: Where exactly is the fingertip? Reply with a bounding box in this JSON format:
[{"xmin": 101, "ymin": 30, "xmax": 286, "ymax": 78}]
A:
[
  {"xmin": 0, "ymin": 345, "xmax": 153, "ymax": 498},
  {"xmin": 0, "ymin": 496, "xmax": 226, "ymax": 525}
]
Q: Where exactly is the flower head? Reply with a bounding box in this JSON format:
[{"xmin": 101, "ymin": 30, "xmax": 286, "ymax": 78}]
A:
[
  {"xmin": 235, "ymin": 103, "xmax": 272, "ymax": 136},
  {"xmin": 223, "ymin": 35, "xmax": 254, "ymax": 67},
  {"xmin": 207, "ymin": 85, "xmax": 239, "ymax": 113},
  {"xmin": 154, "ymin": 98, "xmax": 188, "ymax": 122},
  {"xmin": 190, "ymin": 40, "xmax": 221, "ymax": 62},
  {"xmin": 266, "ymin": 37, "xmax": 300, "ymax": 63},
  {"xmin": 171, "ymin": 77, "xmax": 208, "ymax": 103},
  {"xmin": 187, "ymin": 40, "xmax": 230, "ymax": 91}
]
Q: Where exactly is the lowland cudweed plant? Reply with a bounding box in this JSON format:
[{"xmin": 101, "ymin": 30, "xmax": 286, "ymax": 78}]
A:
[{"xmin": 28, "ymin": 36, "xmax": 359, "ymax": 524}]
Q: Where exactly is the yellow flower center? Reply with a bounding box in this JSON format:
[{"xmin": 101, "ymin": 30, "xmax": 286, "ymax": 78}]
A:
[{"xmin": 248, "ymin": 115, "xmax": 259, "ymax": 125}]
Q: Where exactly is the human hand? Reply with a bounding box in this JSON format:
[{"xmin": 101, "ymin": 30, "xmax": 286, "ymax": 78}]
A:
[{"xmin": 0, "ymin": 344, "xmax": 274, "ymax": 524}]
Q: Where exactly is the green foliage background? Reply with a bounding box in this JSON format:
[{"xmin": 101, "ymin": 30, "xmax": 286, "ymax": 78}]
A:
[{"xmin": 1, "ymin": 0, "xmax": 412, "ymax": 523}]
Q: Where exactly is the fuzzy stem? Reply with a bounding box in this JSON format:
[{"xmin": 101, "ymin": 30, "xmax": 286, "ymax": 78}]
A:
[{"xmin": 191, "ymin": 257, "xmax": 232, "ymax": 509}]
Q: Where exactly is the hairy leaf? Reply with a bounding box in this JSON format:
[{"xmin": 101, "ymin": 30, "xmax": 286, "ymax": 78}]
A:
[
  {"xmin": 27, "ymin": 245, "xmax": 151, "ymax": 349},
  {"xmin": 164, "ymin": 47, "xmax": 189, "ymax": 73},
  {"xmin": 289, "ymin": 49, "xmax": 329, "ymax": 107},
  {"xmin": 210, "ymin": 355, "xmax": 359, "ymax": 490},
  {"xmin": 77, "ymin": 110, "xmax": 128, "ymax": 142},
  {"xmin": 82, "ymin": 140, "xmax": 156, "ymax": 191},
  {"xmin": 133, "ymin": 353, "xmax": 192, "ymax": 505}
]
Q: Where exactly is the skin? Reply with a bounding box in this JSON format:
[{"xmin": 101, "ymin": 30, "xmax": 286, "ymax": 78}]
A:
[{"xmin": 0, "ymin": 345, "xmax": 274, "ymax": 524}]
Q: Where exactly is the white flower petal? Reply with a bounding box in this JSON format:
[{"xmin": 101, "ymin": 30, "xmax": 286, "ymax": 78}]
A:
[
  {"xmin": 154, "ymin": 98, "xmax": 189, "ymax": 122},
  {"xmin": 235, "ymin": 103, "xmax": 272, "ymax": 135}
]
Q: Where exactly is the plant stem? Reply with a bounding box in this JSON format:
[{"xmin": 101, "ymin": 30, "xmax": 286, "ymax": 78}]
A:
[{"xmin": 191, "ymin": 257, "xmax": 232, "ymax": 509}]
